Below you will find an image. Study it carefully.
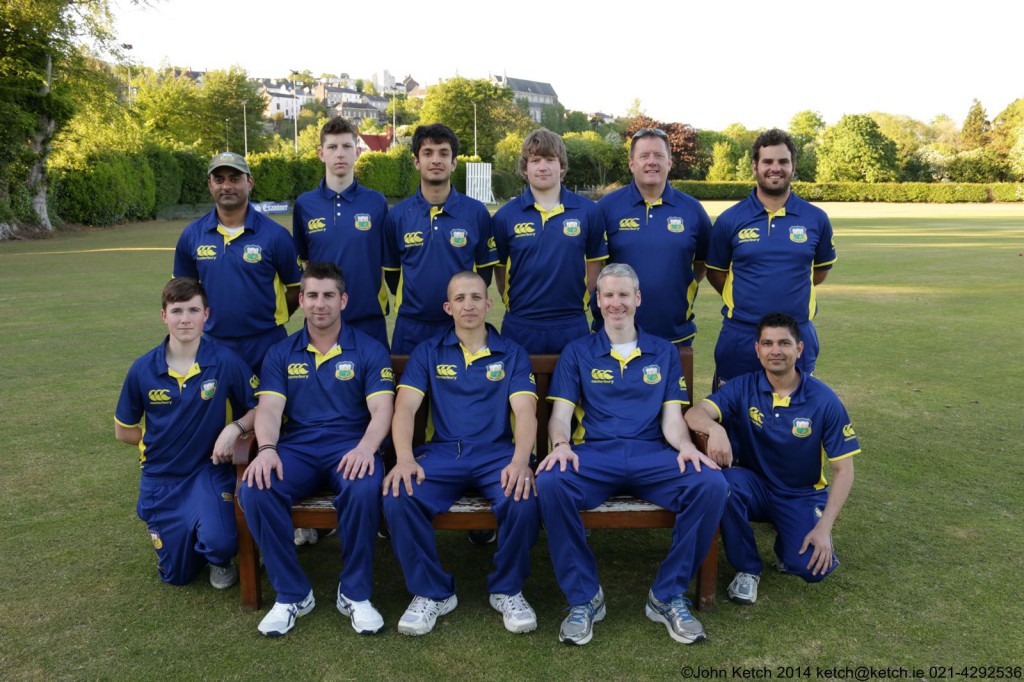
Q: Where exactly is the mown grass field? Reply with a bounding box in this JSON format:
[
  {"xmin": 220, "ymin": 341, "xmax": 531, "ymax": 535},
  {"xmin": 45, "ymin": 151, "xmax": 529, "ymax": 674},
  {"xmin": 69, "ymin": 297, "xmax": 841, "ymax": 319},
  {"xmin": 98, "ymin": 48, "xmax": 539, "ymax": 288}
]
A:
[{"xmin": 1, "ymin": 203, "xmax": 1021, "ymax": 680}]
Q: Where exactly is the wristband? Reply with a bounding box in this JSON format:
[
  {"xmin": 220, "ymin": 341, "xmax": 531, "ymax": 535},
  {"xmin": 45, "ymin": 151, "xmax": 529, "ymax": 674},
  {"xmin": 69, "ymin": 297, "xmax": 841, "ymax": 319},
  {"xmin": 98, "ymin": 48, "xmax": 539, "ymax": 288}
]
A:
[
  {"xmin": 257, "ymin": 444, "xmax": 278, "ymax": 453},
  {"xmin": 232, "ymin": 420, "xmax": 247, "ymax": 435},
  {"xmin": 552, "ymin": 441, "xmax": 569, "ymax": 449}
]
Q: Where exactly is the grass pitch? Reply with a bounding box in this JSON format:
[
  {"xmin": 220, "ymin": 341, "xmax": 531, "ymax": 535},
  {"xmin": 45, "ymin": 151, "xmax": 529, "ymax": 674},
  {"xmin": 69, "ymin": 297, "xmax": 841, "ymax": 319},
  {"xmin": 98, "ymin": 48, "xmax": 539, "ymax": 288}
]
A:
[{"xmin": 1, "ymin": 203, "xmax": 1022, "ymax": 680}]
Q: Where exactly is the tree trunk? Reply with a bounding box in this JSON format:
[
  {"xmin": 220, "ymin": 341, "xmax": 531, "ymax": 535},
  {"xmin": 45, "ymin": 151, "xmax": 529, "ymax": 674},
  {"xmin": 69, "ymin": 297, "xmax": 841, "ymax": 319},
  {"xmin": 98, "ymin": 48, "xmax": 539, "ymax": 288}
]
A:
[{"xmin": 26, "ymin": 52, "xmax": 56, "ymax": 232}]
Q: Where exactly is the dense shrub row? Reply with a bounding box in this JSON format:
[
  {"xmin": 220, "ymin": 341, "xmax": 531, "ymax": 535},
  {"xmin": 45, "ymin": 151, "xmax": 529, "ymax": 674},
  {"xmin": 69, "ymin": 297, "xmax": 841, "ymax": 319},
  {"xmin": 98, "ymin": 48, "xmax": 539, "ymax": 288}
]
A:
[
  {"xmin": 671, "ymin": 180, "xmax": 1024, "ymax": 203},
  {"xmin": 52, "ymin": 148, "xmax": 1024, "ymax": 227}
]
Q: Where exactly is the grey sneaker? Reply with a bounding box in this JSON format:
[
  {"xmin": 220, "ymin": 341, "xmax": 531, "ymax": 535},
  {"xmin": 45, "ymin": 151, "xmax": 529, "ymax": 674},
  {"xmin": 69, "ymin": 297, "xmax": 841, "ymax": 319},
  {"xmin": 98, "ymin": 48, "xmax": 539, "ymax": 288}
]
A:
[
  {"xmin": 209, "ymin": 564, "xmax": 237, "ymax": 590},
  {"xmin": 728, "ymin": 572, "xmax": 760, "ymax": 605},
  {"xmin": 489, "ymin": 592, "xmax": 537, "ymax": 633},
  {"xmin": 558, "ymin": 587, "xmax": 606, "ymax": 645},
  {"xmin": 397, "ymin": 594, "xmax": 458, "ymax": 636},
  {"xmin": 645, "ymin": 591, "xmax": 705, "ymax": 644}
]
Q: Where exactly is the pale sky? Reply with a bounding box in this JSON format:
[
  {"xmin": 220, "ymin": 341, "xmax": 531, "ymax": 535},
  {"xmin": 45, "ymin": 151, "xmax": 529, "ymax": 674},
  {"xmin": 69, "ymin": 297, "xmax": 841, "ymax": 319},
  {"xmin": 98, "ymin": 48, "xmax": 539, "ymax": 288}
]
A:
[{"xmin": 112, "ymin": 0, "xmax": 1023, "ymax": 131}]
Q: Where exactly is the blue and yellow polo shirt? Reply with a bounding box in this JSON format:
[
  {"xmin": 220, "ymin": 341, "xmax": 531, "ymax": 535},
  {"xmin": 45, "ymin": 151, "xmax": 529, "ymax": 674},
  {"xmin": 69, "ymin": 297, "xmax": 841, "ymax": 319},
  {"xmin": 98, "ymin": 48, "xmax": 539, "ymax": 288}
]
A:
[
  {"xmin": 703, "ymin": 370, "xmax": 860, "ymax": 495},
  {"xmin": 173, "ymin": 205, "xmax": 302, "ymax": 339},
  {"xmin": 292, "ymin": 179, "xmax": 390, "ymax": 323},
  {"xmin": 115, "ymin": 337, "xmax": 258, "ymax": 479},
  {"xmin": 398, "ymin": 324, "xmax": 536, "ymax": 445},
  {"xmin": 598, "ymin": 181, "xmax": 711, "ymax": 343},
  {"xmin": 549, "ymin": 327, "xmax": 688, "ymax": 443},
  {"xmin": 257, "ymin": 323, "xmax": 394, "ymax": 450},
  {"xmin": 706, "ymin": 189, "xmax": 836, "ymax": 326},
  {"xmin": 382, "ymin": 188, "xmax": 497, "ymax": 324},
  {"xmin": 491, "ymin": 186, "xmax": 607, "ymax": 322}
]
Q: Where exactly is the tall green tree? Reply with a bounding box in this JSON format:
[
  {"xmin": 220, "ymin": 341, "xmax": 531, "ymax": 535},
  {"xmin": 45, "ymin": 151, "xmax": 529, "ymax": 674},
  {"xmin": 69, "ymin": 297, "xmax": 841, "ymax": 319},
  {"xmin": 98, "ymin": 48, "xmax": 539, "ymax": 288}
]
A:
[
  {"xmin": 816, "ymin": 114, "xmax": 899, "ymax": 182},
  {"xmin": 416, "ymin": 77, "xmax": 533, "ymax": 161},
  {"xmin": 989, "ymin": 99, "xmax": 1024, "ymax": 155},
  {"xmin": 706, "ymin": 141, "xmax": 735, "ymax": 181},
  {"xmin": 788, "ymin": 110, "xmax": 825, "ymax": 181},
  {"xmin": 960, "ymin": 99, "xmax": 990, "ymax": 150},
  {"xmin": 0, "ymin": 0, "xmax": 118, "ymax": 235},
  {"xmin": 868, "ymin": 112, "xmax": 931, "ymax": 181}
]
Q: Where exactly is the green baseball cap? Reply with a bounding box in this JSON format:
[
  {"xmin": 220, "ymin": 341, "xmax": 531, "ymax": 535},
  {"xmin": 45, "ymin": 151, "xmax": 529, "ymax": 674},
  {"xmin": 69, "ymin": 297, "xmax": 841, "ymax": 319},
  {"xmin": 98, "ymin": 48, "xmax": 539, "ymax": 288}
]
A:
[{"xmin": 207, "ymin": 151, "xmax": 250, "ymax": 175}]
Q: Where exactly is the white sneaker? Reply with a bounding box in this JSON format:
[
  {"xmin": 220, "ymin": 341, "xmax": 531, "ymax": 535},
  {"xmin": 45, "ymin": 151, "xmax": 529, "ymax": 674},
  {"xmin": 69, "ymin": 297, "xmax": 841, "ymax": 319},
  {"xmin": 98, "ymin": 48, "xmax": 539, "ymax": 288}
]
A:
[
  {"xmin": 293, "ymin": 528, "xmax": 318, "ymax": 546},
  {"xmin": 397, "ymin": 594, "xmax": 458, "ymax": 636},
  {"xmin": 336, "ymin": 587, "xmax": 384, "ymax": 635},
  {"xmin": 489, "ymin": 592, "xmax": 537, "ymax": 633},
  {"xmin": 209, "ymin": 564, "xmax": 237, "ymax": 590},
  {"xmin": 728, "ymin": 572, "xmax": 760, "ymax": 605},
  {"xmin": 257, "ymin": 590, "xmax": 316, "ymax": 636}
]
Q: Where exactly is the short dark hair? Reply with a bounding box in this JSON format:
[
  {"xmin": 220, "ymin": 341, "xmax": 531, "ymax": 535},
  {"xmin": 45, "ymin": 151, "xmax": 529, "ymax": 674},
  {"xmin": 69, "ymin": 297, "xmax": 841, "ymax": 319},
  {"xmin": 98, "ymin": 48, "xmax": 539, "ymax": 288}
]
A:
[
  {"xmin": 757, "ymin": 312, "xmax": 801, "ymax": 344},
  {"xmin": 301, "ymin": 261, "xmax": 346, "ymax": 295},
  {"xmin": 446, "ymin": 270, "xmax": 486, "ymax": 299},
  {"xmin": 412, "ymin": 123, "xmax": 459, "ymax": 157},
  {"xmin": 162, "ymin": 278, "xmax": 207, "ymax": 309},
  {"xmin": 751, "ymin": 128, "xmax": 797, "ymax": 164},
  {"xmin": 320, "ymin": 116, "xmax": 360, "ymax": 145}
]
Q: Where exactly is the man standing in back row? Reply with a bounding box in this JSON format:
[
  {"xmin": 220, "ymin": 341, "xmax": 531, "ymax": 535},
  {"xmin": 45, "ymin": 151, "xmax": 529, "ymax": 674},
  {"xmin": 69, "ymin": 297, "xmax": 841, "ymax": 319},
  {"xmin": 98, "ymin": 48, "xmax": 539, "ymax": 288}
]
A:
[
  {"xmin": 173, "ymin": 152, "xmax": 302, "ymax": 375},
  {"xmin": 492, "ymin": 128, "xmax": 607, "ymax": 353},
  {"xmin": 705, "ymin": 129, "xmax": 837, "ymax": 387},
  {"xmin": 596, "ymin": 128, "xmax": 711, "ymax": 346},
  {"xmin": 383, "ymin": 124, "xmax": 497, "ymax": 354},
  {"xmin": 293, "ymin": 116, "xmax": 391, "ymax": 349}
]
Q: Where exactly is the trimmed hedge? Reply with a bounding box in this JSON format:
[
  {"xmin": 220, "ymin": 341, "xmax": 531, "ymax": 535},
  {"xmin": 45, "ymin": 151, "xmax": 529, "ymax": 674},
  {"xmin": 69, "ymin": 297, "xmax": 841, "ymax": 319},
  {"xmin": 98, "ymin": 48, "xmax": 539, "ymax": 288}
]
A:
[
  {"xmin": 671, "ymin": 180, "xmax": 1024, "ymax": 203},
  {"xmin": 354, "ymin": 148, "xmax": 419, "ymax": 198},
  {"xmin": 51, "ymin": 152, "xmax": 156, "ymax": 226},
  {"xmin": 173, "ymin": 150, "xmax": 209, "ymax": 205},
  {"xmin": 146, "ymin": 146, "xmax": 183, "ymax": 216},
  {"xmin": 492, "ymin": 169, "xmax": 524, "ymax": 201}
]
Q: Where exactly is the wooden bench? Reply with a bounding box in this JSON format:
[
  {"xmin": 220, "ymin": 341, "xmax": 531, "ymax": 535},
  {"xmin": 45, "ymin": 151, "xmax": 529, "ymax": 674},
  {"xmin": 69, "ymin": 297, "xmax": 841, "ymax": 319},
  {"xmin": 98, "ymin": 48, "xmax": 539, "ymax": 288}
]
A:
[{"xmin": 233, "ymin": 348, "xmax": 719, "ymax": 612}]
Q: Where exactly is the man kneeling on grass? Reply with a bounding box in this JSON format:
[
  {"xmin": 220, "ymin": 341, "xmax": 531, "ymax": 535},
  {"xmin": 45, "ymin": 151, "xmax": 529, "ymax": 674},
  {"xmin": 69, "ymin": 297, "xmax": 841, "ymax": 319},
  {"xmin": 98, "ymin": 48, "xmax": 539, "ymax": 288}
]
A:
[
  {"xmin": 115, "ymin": 278, "xmax": 257, "ymax": 590},
  {"xmin": 685, "ymin": 313, "xmax": 860, "ymax": 605},
  {"xmin": 383, "ymin": 271, "xmax": 540, "ymax": 636}
]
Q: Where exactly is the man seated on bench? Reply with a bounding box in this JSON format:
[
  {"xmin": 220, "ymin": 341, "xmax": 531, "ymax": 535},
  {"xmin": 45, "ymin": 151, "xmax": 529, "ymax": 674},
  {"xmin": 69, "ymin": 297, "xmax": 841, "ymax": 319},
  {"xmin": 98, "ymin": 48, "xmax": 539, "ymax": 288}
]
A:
[
  {"xmin": 240, "ymin": 262, "xmax": 395, "ymax": 637},
  {"xmin": 536, "ymin": 262, "xmax": 728, "ymax": 646},
  {"xmin": 383, "ymin": 271, "xmax": 540, "ymax": 636},
  {"xmin": 115, "ymin": 278, "xmax": 257, "ymax": 590},
  {"xmin": 685, "ymin": 312, "xmax": 860, "ymax": 606}
]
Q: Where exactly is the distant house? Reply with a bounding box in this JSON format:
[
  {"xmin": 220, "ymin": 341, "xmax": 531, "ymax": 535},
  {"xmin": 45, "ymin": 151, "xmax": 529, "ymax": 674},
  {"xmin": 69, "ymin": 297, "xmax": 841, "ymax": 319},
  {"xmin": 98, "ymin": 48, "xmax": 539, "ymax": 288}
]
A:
[
  {"xmin": 402, "ymin": 75, "xmax": 419, "ymax": 94},
  {"xmin": 315, "ymin": 83, "xmax": 361, "ymax": 108},
  {"xmin": 364, "ymin": 94, "xmax": 389, "ymax": 111},
  {"xmin": 334, "ymin": 100, "xmax": 383, "ymax": 122},
  {"xmin": 257, "ymin": 80, "xmax": 313, "ymax": 120},
  {"xmin": 492, "ymin": 75, "xmax": 558, "ymax": 123},
  {"xmin": 172, "ymin": 68, "xmax": 205, "ymax": 85}
]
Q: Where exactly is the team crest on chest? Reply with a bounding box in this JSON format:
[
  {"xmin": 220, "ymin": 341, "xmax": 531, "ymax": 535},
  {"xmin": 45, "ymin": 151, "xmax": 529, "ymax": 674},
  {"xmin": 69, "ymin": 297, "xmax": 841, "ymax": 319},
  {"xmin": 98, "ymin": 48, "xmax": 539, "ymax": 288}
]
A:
[
  {"xmin": 242, "ymin": 244, "xmax": 263, "ymax": 263},
  {"xmin": 642, "ymin": 364, "xmax": 662, "ymax": 385},
  {"xmin": 200, "ymin": 379, "xmax": 218, "ymax": 400},
  {"xmin": 335, "ymin": 361, "xmax": 355, "ymax": 381},
  {"xmin": 666, "ymin": 217, "xmax": 685, "ymax": 233},
  {"xmin": 450, "ymin": 229, "xmax": 468, "ymax": 247},
  {"xmin": 792, "ymin": 417, "xmax": 812, "ymax": 438},
  {"xmin": 486, "ymin": 362, "xmax": 506, "ymax": 381},
  {"xmin": 789, "ymin": 226, "xmax": 808, "ymax": 243},
  {"xmin": 562, "ymin": 219, "xmax": 581, "ymax": 237},
  {"xmin": 354, "ymin": 213, "xmax": 372, "ymax": 231}
]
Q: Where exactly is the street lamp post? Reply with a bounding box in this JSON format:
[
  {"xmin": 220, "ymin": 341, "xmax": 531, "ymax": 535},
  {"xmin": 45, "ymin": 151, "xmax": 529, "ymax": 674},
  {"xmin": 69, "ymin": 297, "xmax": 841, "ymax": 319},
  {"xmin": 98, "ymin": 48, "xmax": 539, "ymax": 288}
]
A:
[
  {"xmin": 120, "ymin": 43, "xmax": 133, "ymax": 109},
  {"xmin": 290, "ymin": 70, "xmax": 300, "ymax": 154},
  {"xmin": 242, "ymin": 100, "xmax": 248, "ymax": 158},
  {"xmin": 224, "ymin": 118, "xmax": 229, "ymax": 152},
  {"xmin": 472, "ymin": 101, "xmax": 478, "ymax": 157}
]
